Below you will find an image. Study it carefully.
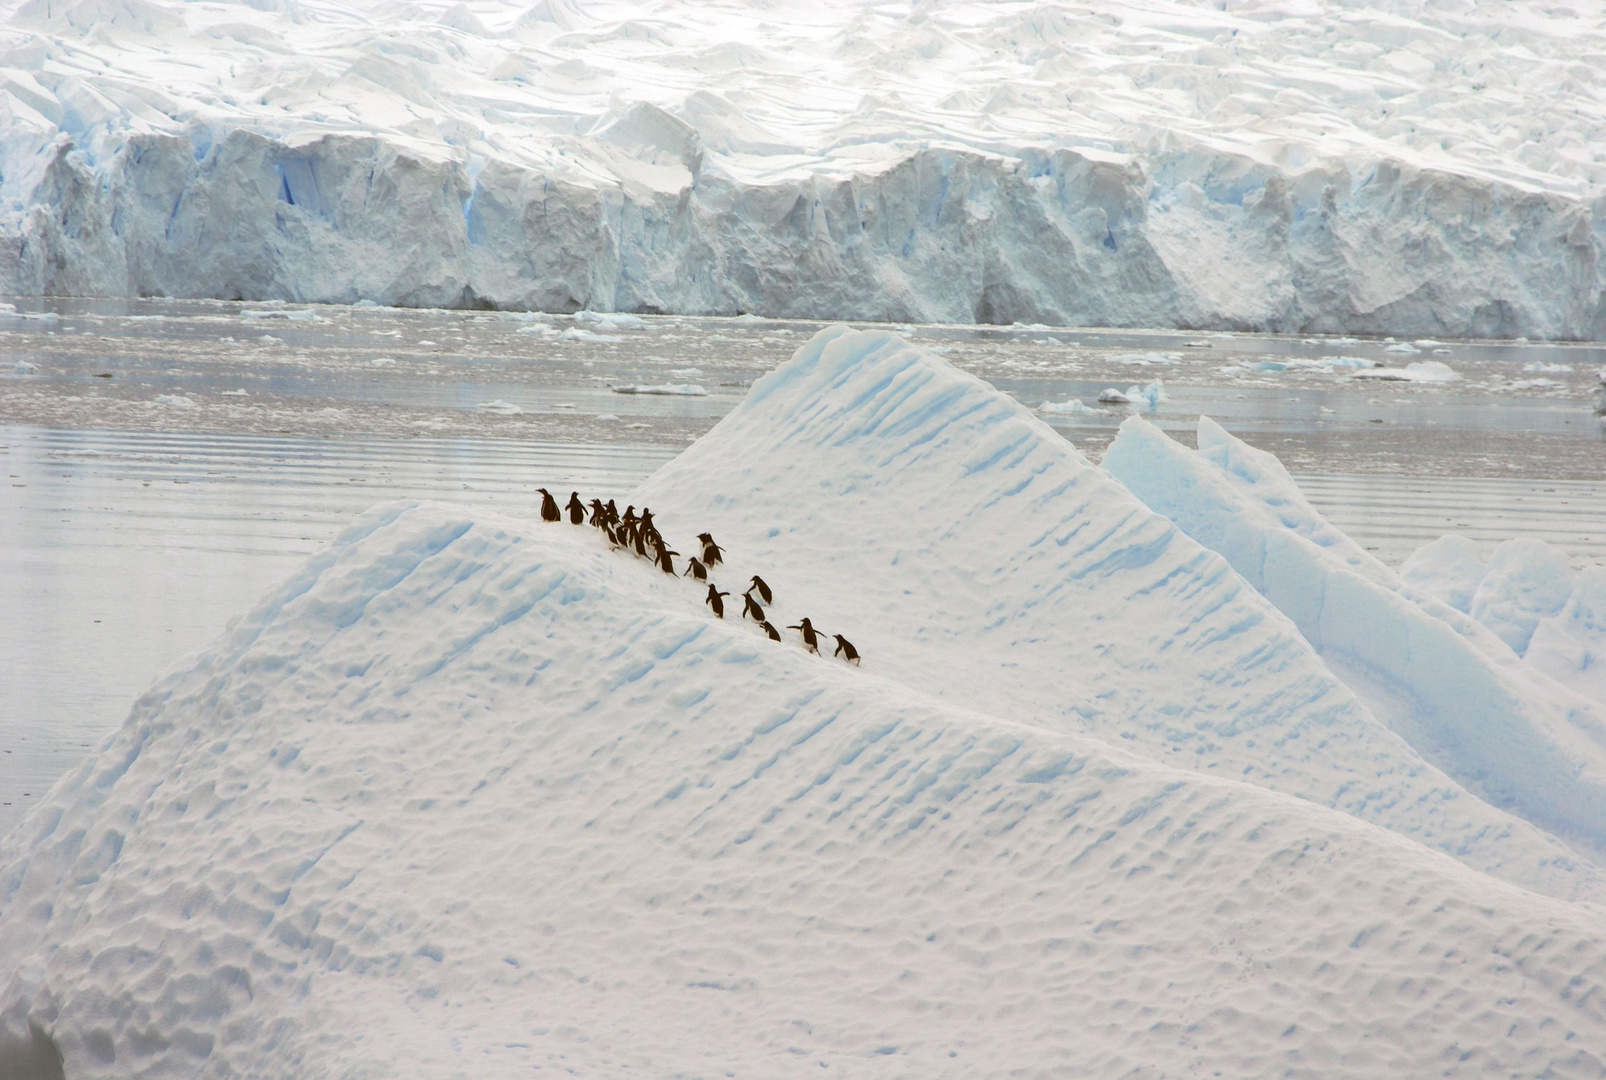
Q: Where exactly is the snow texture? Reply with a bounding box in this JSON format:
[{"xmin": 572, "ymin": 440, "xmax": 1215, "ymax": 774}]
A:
[
  {"xmin": 1404, "ymin": 533, "xmax": 1606, "ymax": 708},
  {"xmin": 3, "ymin": 0, "xmax": 1606, "ymax": 337},
  {"xmin": 5, "ymin": 327, "xmax": 1606, "ymax": 1077},
  {"xmin": 1102, "ymin": 414, "xmax": 1606, "ymax": 859}
]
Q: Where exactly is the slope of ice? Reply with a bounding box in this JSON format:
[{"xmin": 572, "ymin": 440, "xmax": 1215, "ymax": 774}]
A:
[
  {"xmin": 1102, "ymin": 414, "xmax": 1606, "ymax": 856},
  {"xmin": 7, "ymin": 495, "xmax": 1606, "ymax": 1076},
  {"xmin": 634, "ymin": 327, "xmax": 1599, "ymax": 899},
  {"xmin": 1530, "ymin": 570, "xmax": 1606, "ymax": 707},
  {"xmin": 1404, "ymin": 533, "xmax": 1606, "ymax": 707},
  {"xmin": 2, "ymin": 0, "xmax": 1606, "ymax": 335}
]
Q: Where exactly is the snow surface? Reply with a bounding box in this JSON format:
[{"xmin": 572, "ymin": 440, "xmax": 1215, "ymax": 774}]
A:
[
  {"xmin": 1404, "ymin": 533, "xmax": 1606, "ymax": 710},
  {"xmin": 1103, "ymin": 414, "xmax": 1606, "ymax": 859},
  {"xmin": 3, "ymin": 0, "xmax": 1606, "ymax": 336},
  {"xmin": 6, "ymin": 327, "xmax": 1606, "ymax": 1076}
]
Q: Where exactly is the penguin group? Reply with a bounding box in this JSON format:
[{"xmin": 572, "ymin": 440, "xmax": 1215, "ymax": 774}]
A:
[{"xmin": 539, "ymin": 488, "xmax": 860, "ymax": 666}]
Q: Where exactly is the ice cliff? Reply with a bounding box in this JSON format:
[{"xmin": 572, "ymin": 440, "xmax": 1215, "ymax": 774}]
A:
[
  {"xmin": 3, "ymin": 0, "xmax": 1606, "ymax": 337},
  {"xmin": 5, "ymin": 327, "xmax": 1606, "ymax": 1077}
]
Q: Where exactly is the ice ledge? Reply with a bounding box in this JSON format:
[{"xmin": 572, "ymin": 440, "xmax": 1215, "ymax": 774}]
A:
[{"xmin": 4, "ymin": 128, "xmax": 1604, "ymax": 339}]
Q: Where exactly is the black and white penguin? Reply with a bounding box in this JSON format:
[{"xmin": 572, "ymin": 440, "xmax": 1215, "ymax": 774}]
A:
[
  {"xmin": 787, "ymin": 617, "xmax": 821, "ymax": 654},
  {"xmin": 832, "ymin": 634, "xmax": 860, "ymax": 665},
  {"xmin": 537, "ymin": 488, "xmax": 561, "ymax": 522},
  {"xmin": 566, "ymin": 492, "xmax": 585, "ymax": 524},
  {"xmin": 682, "ymin": 557, "xmax": 708, "ymax": 581},
  {"xmin": 639, "ymin": 507, "xmax": 655, "ymax": 535},
  {"xmin": 705, "ymin": 585, "xmax": 730, "ymax": 619},
  {"xmin": 746, "ymin": 575, "xmax": 773, "ymax": 605},
  {"xmin": 605, "ymin": 499, "xmax": 619, "ymax": 525},
  {"xmin": 697, "ymin": 532, "xmax": 724, "ymax": 567},
  {"xmin": 741, "ymin": 593, "xmax": 764, "ymax": 622},
  {"xmin": 758, "ymin": 620, "xmax": 782, "ymax": 642},
  {"xmin": 588, "ymin": 499, "xmax": 606, "ymax": 526},
  {"xmin": 656, "ymin": 546, "xmax": 679, "ymax": 574}
]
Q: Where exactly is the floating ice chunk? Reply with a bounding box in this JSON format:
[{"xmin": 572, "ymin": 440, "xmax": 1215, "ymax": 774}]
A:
[
  {"xmin": 574, "ymin": 310, "xmax": 645, "ymax": 331},
  {"xmin": 475, "ymin": 400, "xmax": 523, "ymax": 414},
  {"xmin": 595, "ymin": 413, "xmax": 620, "ymax": 421},
  {"xmin": 1525, "ymin": 361, "xmax": 1573, "ymax": 372},
  {"xmin": 258, "ymin": 334, "xmax": 283, "ymax": 344},
  {"xmin": 1096, "ymin": 387, "xmax": 1132, "ymax": 403},
  {"xmin": 1108, "ymin": 351, "xmax": 1180, "ymax": 365},
  {"xmin": 242, "ymin": 307, "xmax": 317, "ymax": 321},
  {"xmin": 732, "ymin": 313, "xmax": 768, "ymax": 322},
  {"xmin": 1244, "ymin": 356, "xmax": 1376, "ymax": 373},
  {"xmin": 1507, "ymin": 378, "xmax": 1562, "ymax": 390},
  {"xmin": 13, "ymin": 360, "xmax": 37, "ymax": 372},
  {"xmin": 1527, "ymin": 569, "xmax": 1606, "ymax": 706},
  {"xmin": 669, "ymin": 367, "xmax": 703, "ymax": 376},
  {"xmin": 1470, "ymin": 539, "xmax": 1577, "ymax": 656},
  {"xmin": 552, "ymin": 402, "xmax": 576, "ymax": 409},
  {"xmin": 559, "ymin": 327, "xmax": 624, "ymax": 342},
  {"xmin": 1413, "ymin": 339, "xmax": 1445, "ymax": 347},
  {"xmin": 1182, "ymin": 341, "xmax": 1212, "ymax": 348},
  {"xmin": 371, "ymin": 357, "xmax": 397, "ymax": 365},
  {"xmin": 1038, "ymin": 398, "xmax": 1095, "ymax": 414},
  {"xmin": 611, "ymin": 384, "xmax": 707, "ymax": 396},
  {"xmin": 1401, "ymin": 535, "xmax": 1487, "ymax": 613},
  {"xmin": 1385, "ymin": 342, "xmax": 1421, "ymax": 353},
  {"xmin": 518, "ymin": 324, "xmax": 559, "ymax": 336},
  {"xmin": 221, "ymin": 388, "xmax": 249, "ymax": 397},
  {"xmin": 152, "ymin": 394, "xmax": 198, "ymax": 408},
  {"xmin": 1352, "ymin": 361, "xmax": 1460, "ymax": 382}
]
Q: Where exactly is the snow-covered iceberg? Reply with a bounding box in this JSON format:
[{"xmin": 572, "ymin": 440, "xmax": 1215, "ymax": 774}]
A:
[
  {"xmin": 1102, "ymin": 415, "xmax": 1606, "ymax": 855},
  {"xmin": 2, "ymin": 0, "xmax": 1606, "ymax": 337},
  {"xmin": 6, "ymin": 327, "xmax": 1606, "ymax": 1076}
]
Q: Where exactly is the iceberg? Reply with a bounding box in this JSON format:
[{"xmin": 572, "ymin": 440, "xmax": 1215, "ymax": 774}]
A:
[
  {"xmin": 5, "ymin": 328, "xmax": 1606, "ymax": 1076},
  {"xmin": 1, "ymin": 1, "xmax": 1605, "ymax": 337},
  {"xmin": 1102, "ymin": 415, "xmax": 1606, "ymax": 855}
]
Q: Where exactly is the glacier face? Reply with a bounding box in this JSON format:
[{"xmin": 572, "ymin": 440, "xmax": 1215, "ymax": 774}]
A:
[{"xmin": 3, "ymin": 0, "xmax": 1606, "ymax": 336}]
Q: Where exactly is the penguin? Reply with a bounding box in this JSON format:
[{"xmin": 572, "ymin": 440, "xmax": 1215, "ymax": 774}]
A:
[
  {"xmin": 566, "ymin": 492, "xmax": 585, "ymax": 524},
  {"xmin": 537, "ymin": 488, "xmax": 561, "ymax": 522},
  {"xmin": 682, "ymin": 556, "xmax": 707, "ymax": 581},
  {"xmin": 655, "ymin": 546, "xmax": 679, "ymax": 575},
  {"xmin": 746, "ymin": 575, "xmax": 773, "ymax": 605},
  {"xmin": 639, "ymin": 507, "xmax": 655, "ymax": 535},
  {"xmin": 698, "ymin": 532, "xmax": 724, "ymax": 567},
  {"xmin": 741, "ymin": 592, "xmax": 764, "ymax": 622},
  {"xmin": 588, "ymin": 498, "xmax": 606, "ymax": 526},
  {"xmin": 832, "ymin": 634, "xmax": 860, "ymax": 666},
  {"xmin": 787, "ymin": 617, "xmax": 821, "ymax": 654},
  {"xmin": 605, "ymin": 499, "xmax": 619, "ymax": 524},
  {"xmin": 757, "ymin": 620, "xmax": 782, "ymax": 642},
  {"xmin": 705, "ymin": 585, "xmax": 729, "ymax": 619},
  {"xmin": 633, "ymin": 523, "xmax": 651, "ymax": 558},
  {"xmin": 621, "ymin": 506, "xmax": 638, "ymax": 529},
  {"xmin": 601, "ymin": 521, "xmax": 623, "ymax": 550}
]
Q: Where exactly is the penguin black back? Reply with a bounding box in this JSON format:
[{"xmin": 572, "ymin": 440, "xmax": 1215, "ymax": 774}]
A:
[
  {"xmin": 682, "ymin": 556, "xmax": 707, "ymax": 581},
  {"xmin": 566, "ymin": 491, "xmax": 585, "ymax": 524},
  {"xmin": 832, "ymin": 634, "xmax": 860, "ymax": 665},
  {"xmin": 537, "ymin": 487, "xmax": 561, "ymax": 522},
  {"xmin": 741, "ymin": 593, "xmax": 764, "ymax": 622},
  {"xmin": 747, "ymin": 575, "xmax": 773, "ymax": 605},
  {"xmin": 656, "ymin": 547, "xmax": 678, "ymax": 574},
  {"xmin": 705, "ymin": 584, "xmax": 729, "ymax": 619},
  {"xmin": 588, "ymin": 498, "xmax": 606, "ymax": 525},
  {"xmin": 758, "ymin": 620, "xmax": 781, "ymax": 642},
  {"xmin": 700, "ymin": 536, "xmax": 724, "ymax": 567},
  {"xmin": 787, "ymin": 617, "xmax": 820, "ymax": 653}
]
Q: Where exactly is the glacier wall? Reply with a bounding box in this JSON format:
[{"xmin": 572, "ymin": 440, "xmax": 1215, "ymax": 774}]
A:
[{"xmin": 6, "ymin": 127, "xmax": 1605, "ymax": 338}]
